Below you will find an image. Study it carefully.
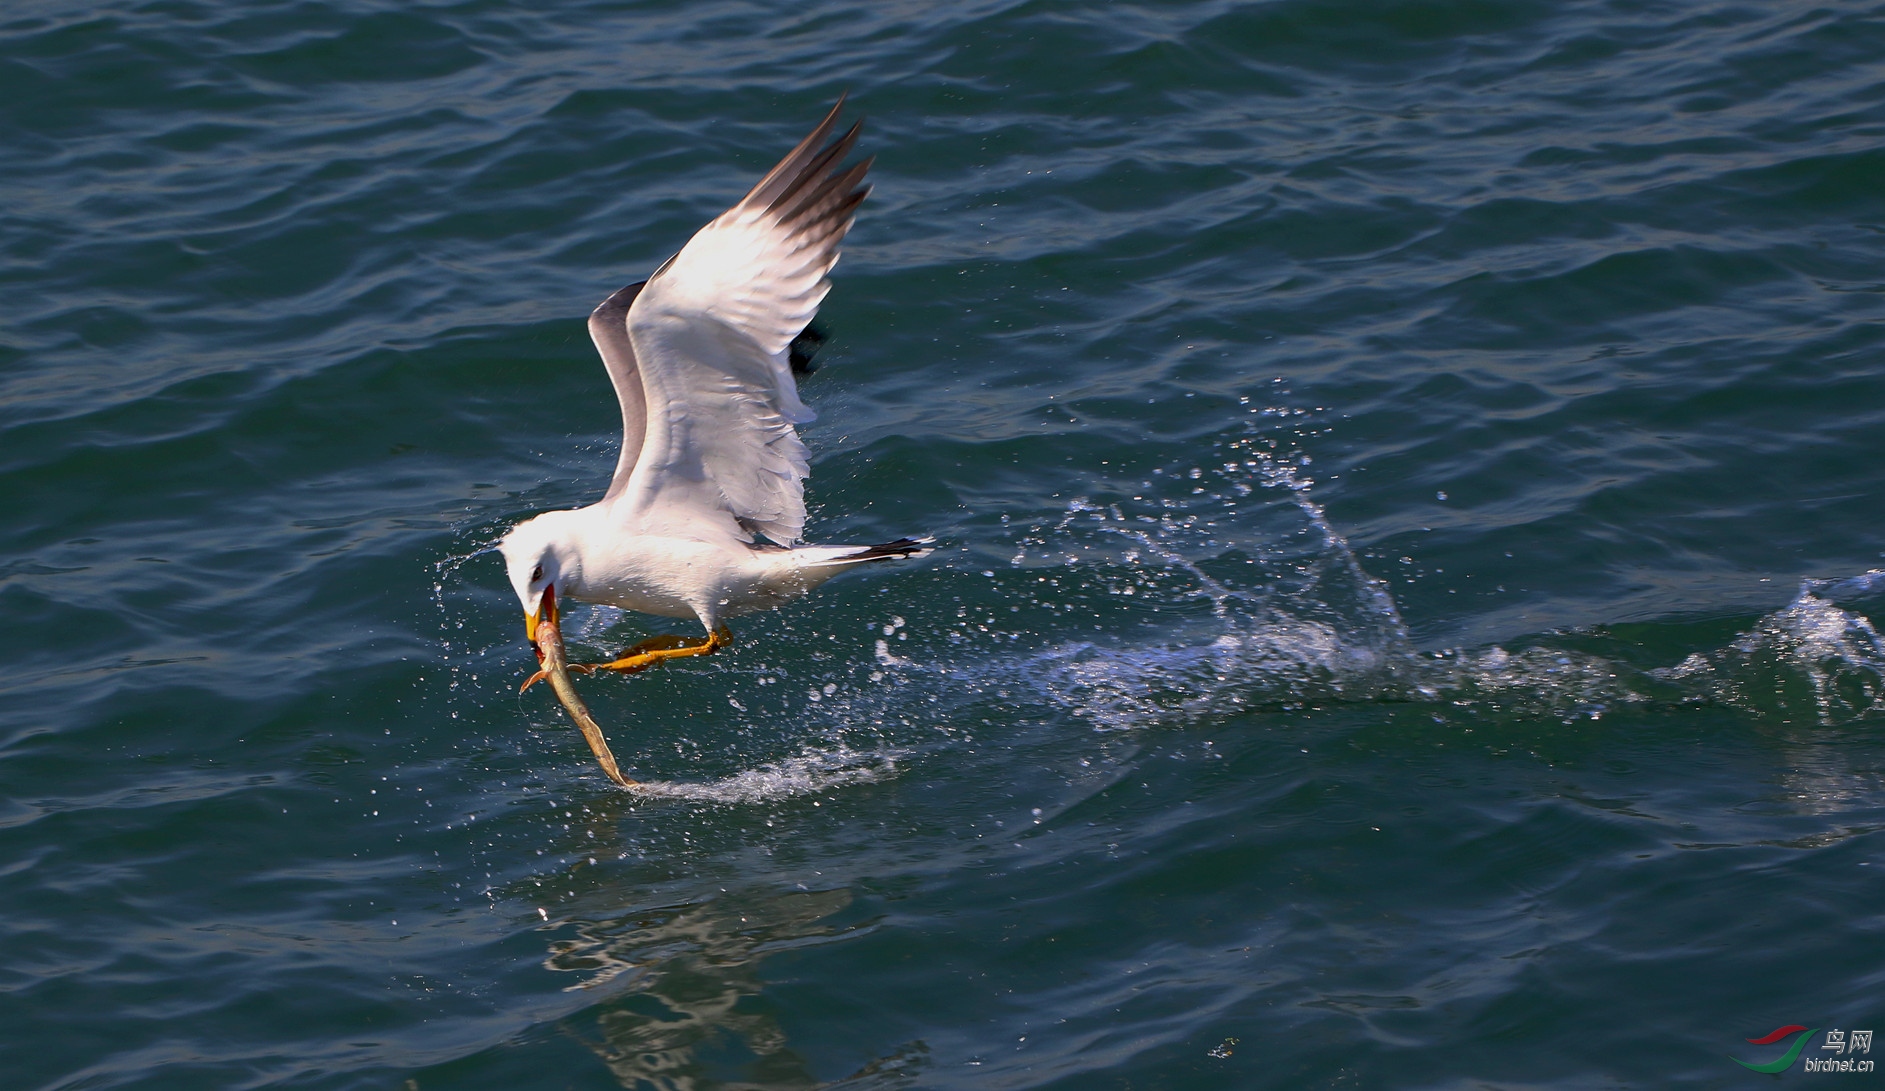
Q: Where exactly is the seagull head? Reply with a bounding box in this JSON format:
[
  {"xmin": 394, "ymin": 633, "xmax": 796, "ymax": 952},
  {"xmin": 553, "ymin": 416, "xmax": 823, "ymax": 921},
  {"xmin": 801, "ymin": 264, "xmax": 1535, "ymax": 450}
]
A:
[{"xmin": 498, "ymin": 510, "xmax": 582, "ymax": 645}]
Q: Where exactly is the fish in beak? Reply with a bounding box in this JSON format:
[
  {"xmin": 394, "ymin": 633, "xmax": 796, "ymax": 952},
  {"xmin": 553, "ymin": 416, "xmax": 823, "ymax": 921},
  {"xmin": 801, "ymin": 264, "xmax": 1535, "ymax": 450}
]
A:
[{"xmin": 520, "ymin": 583, "xmax": 637, "ymax": 787}]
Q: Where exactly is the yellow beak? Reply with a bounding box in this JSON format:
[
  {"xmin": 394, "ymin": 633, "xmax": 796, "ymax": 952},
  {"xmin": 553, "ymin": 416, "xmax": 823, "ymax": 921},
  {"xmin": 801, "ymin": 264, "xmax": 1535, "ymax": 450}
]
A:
[{"xmin": 526, "ymin": 583, "xmax": 557, "ymax": 647}]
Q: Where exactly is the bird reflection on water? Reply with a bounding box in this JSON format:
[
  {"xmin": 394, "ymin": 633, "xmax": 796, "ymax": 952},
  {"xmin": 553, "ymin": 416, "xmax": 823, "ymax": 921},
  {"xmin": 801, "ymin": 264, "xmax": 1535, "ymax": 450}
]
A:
[{"xmin": 542, "ymin": 887, "xmax": 926, "ymax": 1089}]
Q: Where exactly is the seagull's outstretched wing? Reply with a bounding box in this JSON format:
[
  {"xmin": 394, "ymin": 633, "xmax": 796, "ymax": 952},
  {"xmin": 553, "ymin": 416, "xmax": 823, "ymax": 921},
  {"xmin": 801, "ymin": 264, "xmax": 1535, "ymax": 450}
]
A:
[
  {"xmin": 616, "ymin": 100, "xmax": 871, "ymax": 546},
  {"xmin": 591, "ymin": 280, "xmax": 649, "ymax": 502}
]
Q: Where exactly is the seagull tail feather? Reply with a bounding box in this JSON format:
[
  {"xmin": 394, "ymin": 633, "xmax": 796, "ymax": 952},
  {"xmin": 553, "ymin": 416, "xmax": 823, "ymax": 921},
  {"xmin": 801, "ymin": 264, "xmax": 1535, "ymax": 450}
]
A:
[{"xmin": 792, "ymin": 537, "xmax": 935, "ymax": 569}]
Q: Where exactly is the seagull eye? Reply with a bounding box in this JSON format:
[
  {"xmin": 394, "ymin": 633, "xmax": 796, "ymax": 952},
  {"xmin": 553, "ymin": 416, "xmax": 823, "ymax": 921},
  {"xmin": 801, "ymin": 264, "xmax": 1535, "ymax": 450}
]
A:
[{"xmin": 530, "ymin": 565, "xmax": 544, "ymax": 583}]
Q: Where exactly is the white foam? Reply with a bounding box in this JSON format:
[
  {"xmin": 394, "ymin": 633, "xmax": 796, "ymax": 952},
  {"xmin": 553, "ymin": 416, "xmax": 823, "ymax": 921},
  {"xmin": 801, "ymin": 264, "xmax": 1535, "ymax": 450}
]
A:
[{"xmin": 626, "ymin": 746, "xmax": 903, "ymax": 804}]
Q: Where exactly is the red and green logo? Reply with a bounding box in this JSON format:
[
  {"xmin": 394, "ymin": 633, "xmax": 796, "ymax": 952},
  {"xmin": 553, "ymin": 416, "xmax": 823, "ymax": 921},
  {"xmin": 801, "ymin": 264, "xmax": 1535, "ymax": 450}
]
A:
[{"xmin": 1732, "ymin": 1025, "xmax": 1817, "ymax": 1073}]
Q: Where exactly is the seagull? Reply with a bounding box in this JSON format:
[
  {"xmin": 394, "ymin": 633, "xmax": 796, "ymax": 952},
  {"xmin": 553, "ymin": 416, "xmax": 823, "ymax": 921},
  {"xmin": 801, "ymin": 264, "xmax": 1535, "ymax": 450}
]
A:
[{"xmin": 498, "ymin": 100, "xmax": 930, "ymax": 787}]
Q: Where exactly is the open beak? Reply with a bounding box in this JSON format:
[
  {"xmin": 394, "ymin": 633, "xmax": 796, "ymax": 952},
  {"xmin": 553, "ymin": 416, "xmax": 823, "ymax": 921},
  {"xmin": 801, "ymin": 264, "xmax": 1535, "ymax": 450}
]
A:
[{"xmin": 521, "ymin": 585, "xmax": 637, "ymax": 788}]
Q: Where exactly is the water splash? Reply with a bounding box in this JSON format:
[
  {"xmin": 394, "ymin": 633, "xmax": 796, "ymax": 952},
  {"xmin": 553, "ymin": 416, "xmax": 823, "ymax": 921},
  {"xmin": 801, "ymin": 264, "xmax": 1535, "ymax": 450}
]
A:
[
  {"xmin": 961, "ymin": 450, "xmax": 1885, "ymax": 731},
  {"xmin": 1654, "ymin": 575, "xmax": 1885, "ymax": 726},
  {"xmin": 627, "ymin": 746, "xmax": 903, "ymax": 804},
  {"xmin": 964, "ymin": 440, "xmax": 1417, "ymax": 729}
]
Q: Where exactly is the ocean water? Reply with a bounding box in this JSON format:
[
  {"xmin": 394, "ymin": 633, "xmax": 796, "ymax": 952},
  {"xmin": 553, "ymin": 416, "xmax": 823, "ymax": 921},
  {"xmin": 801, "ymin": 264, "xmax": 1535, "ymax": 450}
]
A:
[{"xmin": 5, "ymin": 1, "xmax": 1885, "ymax": 1087}]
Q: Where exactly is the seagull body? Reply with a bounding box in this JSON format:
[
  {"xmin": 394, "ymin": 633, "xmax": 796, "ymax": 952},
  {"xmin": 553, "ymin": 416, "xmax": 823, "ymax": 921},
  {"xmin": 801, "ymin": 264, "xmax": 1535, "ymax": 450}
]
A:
[
  {"xmin": 501, "ymin": 506, "xmax": 919, "ymax": 630},
  {"xmin": 497, "ymin": 101, "xmax": 929, "ymax": 785}
]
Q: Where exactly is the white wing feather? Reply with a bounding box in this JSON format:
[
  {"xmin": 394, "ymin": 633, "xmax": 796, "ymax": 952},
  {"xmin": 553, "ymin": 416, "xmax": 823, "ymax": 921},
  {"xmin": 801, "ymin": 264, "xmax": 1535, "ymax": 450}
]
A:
[
  {"xmin": 591, "ymin": 281, "xmax": 649, "ymax": 502},
  {"xmin": 616, "ymin": 102, "xmax": 870, "ymax": 546}
]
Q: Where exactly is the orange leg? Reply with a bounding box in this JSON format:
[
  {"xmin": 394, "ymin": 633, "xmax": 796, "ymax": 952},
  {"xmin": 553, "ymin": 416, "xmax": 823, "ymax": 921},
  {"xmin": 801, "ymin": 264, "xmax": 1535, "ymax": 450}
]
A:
[
  {"xmin": 522, "ymin": 628, "xmax": 731, "ymax": 692},
  {"xmin": 573, "ymin": 626, "xmax": 732, "ymax": 675}
]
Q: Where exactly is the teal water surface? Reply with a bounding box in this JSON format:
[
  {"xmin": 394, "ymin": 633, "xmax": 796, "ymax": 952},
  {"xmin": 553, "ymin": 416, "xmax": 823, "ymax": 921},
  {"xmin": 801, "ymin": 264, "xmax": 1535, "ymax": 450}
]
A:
[{"xmin": 5, "ymin": 1, "xmax": 1885, "ymax": 1088}]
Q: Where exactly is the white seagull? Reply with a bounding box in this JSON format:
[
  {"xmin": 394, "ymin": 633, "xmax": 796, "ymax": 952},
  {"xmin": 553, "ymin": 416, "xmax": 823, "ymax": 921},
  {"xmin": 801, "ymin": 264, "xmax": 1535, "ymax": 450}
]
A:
[{"xmin": 498, "ymin": 100, "xmax": 930, "ymax": 786}]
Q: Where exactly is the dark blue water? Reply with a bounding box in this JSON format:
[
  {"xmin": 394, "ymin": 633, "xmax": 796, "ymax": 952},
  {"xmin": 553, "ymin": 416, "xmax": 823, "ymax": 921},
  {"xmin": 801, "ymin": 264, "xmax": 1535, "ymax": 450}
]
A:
[{"xmin": 6, "ymin": 1, "xmax": 1885, "ymax": 1087}]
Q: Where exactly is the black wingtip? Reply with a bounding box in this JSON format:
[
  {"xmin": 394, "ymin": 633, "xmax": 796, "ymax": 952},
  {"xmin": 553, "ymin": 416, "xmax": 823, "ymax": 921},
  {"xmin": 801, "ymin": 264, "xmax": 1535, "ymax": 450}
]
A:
[
  {"xmin": 853, "ymin": 536, "xmax": 935, "ymax": 560},
  {"xmin": 789, "ymin": 323, "xmax": 828, "ymax": 375},
  {"xmin": 590, "ymin": 279, "xmax": 649, "ymax": 322}
]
